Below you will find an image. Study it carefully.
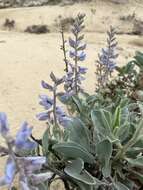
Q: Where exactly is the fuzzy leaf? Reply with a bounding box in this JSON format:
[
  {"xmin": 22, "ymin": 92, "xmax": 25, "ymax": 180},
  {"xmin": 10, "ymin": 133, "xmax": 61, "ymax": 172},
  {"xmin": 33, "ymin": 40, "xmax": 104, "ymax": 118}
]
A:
[
  {"xmin": 91, "ymin": 109, "xmax": 113, "ymax": 141},
  {"xmin": 65, "ymin": 118, "xmax": 90, "ymax": 151},
  {"xmin": 96, "ymin": 139, "xmax": 112, "ymax": 177},
  {"xmin": 114, "ymin": 182, "xmax": 130, "ymax": 190},
  {"xmin": 64, "ymin": 158, "xmax": 96, "ymax": 185},
  {"xmin": 126, "ymin": 156, "xmax": 143, "ymax": 167},
  {"xmin": 52, "ymin": 141, "xmax": 94, "ymax": 164}
]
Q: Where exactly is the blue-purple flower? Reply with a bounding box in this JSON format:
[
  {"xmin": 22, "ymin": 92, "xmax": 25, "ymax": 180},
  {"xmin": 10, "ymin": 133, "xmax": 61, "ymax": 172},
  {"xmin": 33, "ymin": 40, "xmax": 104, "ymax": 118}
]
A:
[
  {"xmin": 67, "ymin": 13, "xmax": 87, "ymax": 94},
  {"xmin": 39, "ymin": 95, "xmax": 53, "ymax": 110},
  {"xmin": 15, "ymin": 121, "xmax": 37, "ymax": 150},
  {"xmin": 41, "ymin": 80, "xmax": 53, "ymax": 91},
  {"xmin": 36, "ymin": 112, "xmax": 50, "ymax": 121},
  {"xmin": 19, "ymin": 156, "xmax": 46, "ymax": 173},
  {"xmin": 56, "ymin": 107, "xmax": 72, "ymax": 127},
  {"xmin": 0, "ymin": 112, "xmax": 9, "ymax": 137},
  {"xmin": 0, "ymin": 157, "xmax": 16, "ymax": 187},
  {"xmin": 96, "ymin": 26, "xmax": 118, "ymax": 88},
  {"xmin": 78, "ymin": 66, "xmax": 88, "ymax": 74}
]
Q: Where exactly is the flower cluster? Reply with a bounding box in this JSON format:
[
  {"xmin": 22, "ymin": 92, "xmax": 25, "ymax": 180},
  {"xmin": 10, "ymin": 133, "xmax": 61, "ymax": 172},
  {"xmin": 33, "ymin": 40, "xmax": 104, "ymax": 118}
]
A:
[
  {"xmin": 96, "ymin": 26, "xmax": 118, "ymax": 89},
  {"xmin": 37, "ymin": 72, "xmax": 71, "ymax": 128},
  {"xmin": 0, "ymin": 112, "xmax": 52, "ymax": 189},
  {"xmin": 61, "ymin": 13, "xmax": 87, "ymax": 95}
]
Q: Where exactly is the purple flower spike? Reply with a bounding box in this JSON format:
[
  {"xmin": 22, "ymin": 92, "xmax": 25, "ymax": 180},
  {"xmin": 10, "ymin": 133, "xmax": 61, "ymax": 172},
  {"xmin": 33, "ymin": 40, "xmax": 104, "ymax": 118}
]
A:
[
  {"xmin": 0, "ymin": 112, "xmax": 9, "ymax": 137},
  {"xmin": 15, "ymin": 122, "xmax": 37, "ymax": 150},
  {"xmin": 0, "ymin": 157, "xmax": 16, "ymax": 186},
  {"xmin": 39, "ymin": 95, "xmax": 53, "ymax": 110},
  {"xmin": 96, "ymin": 26, "xmax": 118, "ymax": 88}
]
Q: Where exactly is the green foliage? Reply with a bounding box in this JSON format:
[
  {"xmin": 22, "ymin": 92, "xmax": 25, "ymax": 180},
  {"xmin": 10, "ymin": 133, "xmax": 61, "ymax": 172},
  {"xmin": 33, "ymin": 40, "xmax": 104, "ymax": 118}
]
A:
[
  {"xmin": 41, "ymin": 51, "xmax": 143, "ymax": 190},
  {"xmin": 41, "ymin": 53, "xmax": 143, "ymax": 188}
]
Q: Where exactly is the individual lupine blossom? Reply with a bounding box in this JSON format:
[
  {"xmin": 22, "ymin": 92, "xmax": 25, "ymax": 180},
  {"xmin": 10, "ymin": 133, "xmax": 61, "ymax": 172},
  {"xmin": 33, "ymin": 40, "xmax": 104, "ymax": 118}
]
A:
[
  {"xmin": 37, "ymin": 72, "xmax": 71, "ymax": 127},
  {"xmin": 0, "ymin": 112, "xmax": 52, "ymax": 189},
  {"xmin": 67, "ymin": 13, "xmax": 87, "ymax": 94},
  {"xmin": 96, "ymin": 26, "xmax": 118, "ymax": 89}
]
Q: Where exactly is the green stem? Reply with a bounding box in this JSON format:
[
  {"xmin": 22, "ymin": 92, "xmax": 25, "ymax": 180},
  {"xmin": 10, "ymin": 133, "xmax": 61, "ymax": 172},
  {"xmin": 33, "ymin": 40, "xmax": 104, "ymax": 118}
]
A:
[
  {"xmin": 61, "ymin": 28, "xmax": 68, "ymax": 72},
  {"xmin": 74, "ymin": 34, "xmax": 78, "ymax": 95}
]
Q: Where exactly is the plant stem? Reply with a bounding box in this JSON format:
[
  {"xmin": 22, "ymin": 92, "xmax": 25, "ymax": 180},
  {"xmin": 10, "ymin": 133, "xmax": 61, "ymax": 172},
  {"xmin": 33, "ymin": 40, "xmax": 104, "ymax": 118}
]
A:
[
  {"xmin": 44, "ymin": 164, "xmax": 77, "ymax": 189},
  {"xmin": 74, "ymin": 34, "xmax": 78, "ymax": 95},
  {"xmin": 61, "ymin": 27, "xmax": 68, "ymax": 72},
  {"xmin": 53, "ymin": 85, "xmax": 58, "ymax": 127}
]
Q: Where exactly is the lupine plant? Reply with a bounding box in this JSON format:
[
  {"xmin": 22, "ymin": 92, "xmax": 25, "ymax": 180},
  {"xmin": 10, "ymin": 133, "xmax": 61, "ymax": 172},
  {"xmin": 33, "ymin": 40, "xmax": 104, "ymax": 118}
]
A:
[
  {"xmin": 95, "ymin": 26, "xmax": 118, "ymax": 90},
  {"xmin": 61, "ymin": 13, "xmax": 87, "ymax": 95},
  {"xmin": 0, "ymin": 14, "xmax": 143, "ymax": 190}
]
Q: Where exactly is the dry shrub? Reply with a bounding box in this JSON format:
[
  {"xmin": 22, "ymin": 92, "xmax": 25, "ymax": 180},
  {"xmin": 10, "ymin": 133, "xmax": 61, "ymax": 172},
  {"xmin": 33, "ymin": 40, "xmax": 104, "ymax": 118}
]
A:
[
  {"xmin": 55, "ymin": 15, "xmax": 74, "ymax": 31},
  {"xmin": 24, "ymin": 24, "xmax": 50, "ymax": 34},
  {"xmin": 3, "ymin": 18, "xmax": 15, "ymax": 30},
  {"xmin": 119, "ymin": 12, "xmax": 136, "ymax": 21},
  {"xmin": 133, "ymin": 19, "xmax": 143, "ymax": 35},
  {"xmin": 110, "ymin": 0, "xmax": 128, "ymax": 4}
]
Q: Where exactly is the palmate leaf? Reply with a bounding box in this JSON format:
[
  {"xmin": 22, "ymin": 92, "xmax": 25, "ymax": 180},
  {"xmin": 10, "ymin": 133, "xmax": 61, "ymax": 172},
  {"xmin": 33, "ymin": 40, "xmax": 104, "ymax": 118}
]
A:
[
  {"xmin": 96, "ymin": 139, "xmax": 112, "ymax": 177},
  {"xmin": 64, "ymin": 158, "xmax": 96, "ymax": 185},
  {"xmin": 52, "ymin": 141, "xmax": 95, "ymax": 164}
]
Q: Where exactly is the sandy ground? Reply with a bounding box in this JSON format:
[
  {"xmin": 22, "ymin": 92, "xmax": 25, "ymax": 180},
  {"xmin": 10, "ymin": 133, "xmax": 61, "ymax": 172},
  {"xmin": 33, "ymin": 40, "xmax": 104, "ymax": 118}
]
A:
[{"xmin": 0, "ymin": 0, "xmax": 143, "ymax": 188}]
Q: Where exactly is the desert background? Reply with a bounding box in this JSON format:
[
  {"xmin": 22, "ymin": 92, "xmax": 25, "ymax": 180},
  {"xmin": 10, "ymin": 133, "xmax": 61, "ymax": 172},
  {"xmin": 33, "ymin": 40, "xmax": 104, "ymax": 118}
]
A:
[{"xmin": 0, "ymin": 0, "xmax": 143, "ymax": 189}]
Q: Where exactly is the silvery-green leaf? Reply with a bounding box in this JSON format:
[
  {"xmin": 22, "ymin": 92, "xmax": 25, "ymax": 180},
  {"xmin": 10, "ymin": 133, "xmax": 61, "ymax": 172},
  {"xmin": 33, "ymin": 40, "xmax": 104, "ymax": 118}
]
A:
[
  {"xmin": 65, "ymin": 118, "xmax": 90, "ymax": 151},
  {"xmin": 126, "ymin": 156, "xmax": 143, "ymax": 167},
  {"xmin": 112, "ymin": 106, "xmax": 121, "ymax": 130},
  {"xmin": 91, "ymin": 109, "xmax": 113, "ymax": 141},
  {"xmin": 114, "ymin": 182, "xmax": 130, "ymax": 190},
  {"xmin": 64, "ymin": 158, "xmax": 96, "ymax": 185},
  {"xmin": 53, "ymin": 141, "xmax": 94, "ymax": 164},
  {"xmin": 96, "ymin": 139, "xmax": 112, "ymax": 177},
  {"xmin": 42, "ymin": 129, "xmax": 49, "ymax": 155}
]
